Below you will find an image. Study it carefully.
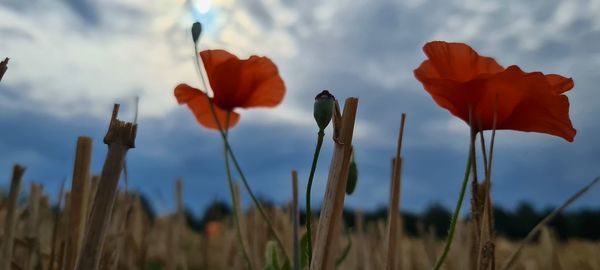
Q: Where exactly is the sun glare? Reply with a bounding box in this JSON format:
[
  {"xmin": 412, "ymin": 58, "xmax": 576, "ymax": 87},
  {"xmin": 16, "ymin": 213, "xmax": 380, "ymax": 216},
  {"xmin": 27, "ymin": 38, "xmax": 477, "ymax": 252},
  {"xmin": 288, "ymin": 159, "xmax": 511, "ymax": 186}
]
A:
[
  {"xmin": 180, "ymin": 0, "xmax": 222, "ymax": 34},
  {"xmin": 194, "ymin": 0, "xmax": 211, "ymax": 14}
]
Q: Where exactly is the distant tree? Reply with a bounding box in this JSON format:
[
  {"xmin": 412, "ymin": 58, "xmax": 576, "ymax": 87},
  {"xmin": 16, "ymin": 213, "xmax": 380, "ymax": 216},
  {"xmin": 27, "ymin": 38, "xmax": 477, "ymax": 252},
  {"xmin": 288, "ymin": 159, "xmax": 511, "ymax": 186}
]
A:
[
  {"xmin": 422, "ymin": 203, "xmax": 451, "ymax": 238},
  {"xmin": 574, "ymin": 210, "xmax": 600, "ymax": 240},
  {"xmin": 255, "ymin": 197, "xmax": 276, "ymax": 209},
  {"xmin": 131, "ymin": 190, "xmax": 600, "ymax": 241},
  {"xmin": 546, "ymin": 210, "xmax": 568, "ymax": 241},
  {"xmin": 136, "ymin": 192, "xmax": 156, "ymax": 222},
  {"xmin": 493, "ymin": 206, "xmax": 512, "ymax": 237},
  {"xmin": 201, "ymin": 199, "xmax": 231, "ymax": 224},
  {"xmin": 184, "ymin": 208, "xmax": 203, "ymax": 233},
  {"xmin": 512, "ymin": 202, "xmax": 540, "ymax": 238},
  {"xmin": 402, "ymin": 212, "xmax": 419, "ymax": 237},
  {"xmin": 342, "ymin": 209, "xmax": 356, "ymax": 229},
  {"xmin": 365, "ymin": 206, "xmax": 388, "ymax": 223}
]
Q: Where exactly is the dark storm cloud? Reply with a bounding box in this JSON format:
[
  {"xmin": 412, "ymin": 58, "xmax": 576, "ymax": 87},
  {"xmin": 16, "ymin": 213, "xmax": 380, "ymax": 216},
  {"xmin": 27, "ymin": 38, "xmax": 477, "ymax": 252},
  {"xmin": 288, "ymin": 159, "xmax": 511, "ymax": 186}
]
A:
[{"xmin": 63, "ymin": 0, "xmax": 100, "ymax": 25}]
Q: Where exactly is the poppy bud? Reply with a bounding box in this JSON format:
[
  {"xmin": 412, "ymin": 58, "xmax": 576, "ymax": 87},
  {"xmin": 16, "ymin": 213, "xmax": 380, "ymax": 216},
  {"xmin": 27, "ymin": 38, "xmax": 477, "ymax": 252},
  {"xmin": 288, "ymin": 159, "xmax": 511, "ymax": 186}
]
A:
[
  {"xmin": 346, "ymin": 154, "xmax": 358, "ymax": 195},
  {"xmin": 313, "ymin": 90, "xmax": 335, "ymax": 130},
  {"xmin": 191, "ymin": 22, "xmax": 203, "ymax": 43}
]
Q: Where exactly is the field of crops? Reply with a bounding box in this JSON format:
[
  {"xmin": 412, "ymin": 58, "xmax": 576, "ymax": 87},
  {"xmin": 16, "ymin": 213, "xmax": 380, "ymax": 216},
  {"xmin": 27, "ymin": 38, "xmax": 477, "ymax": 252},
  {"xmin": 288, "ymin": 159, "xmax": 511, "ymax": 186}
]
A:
[{"xmin": 0, "ymin": 179, "xmax": 599, "ymax": 269}]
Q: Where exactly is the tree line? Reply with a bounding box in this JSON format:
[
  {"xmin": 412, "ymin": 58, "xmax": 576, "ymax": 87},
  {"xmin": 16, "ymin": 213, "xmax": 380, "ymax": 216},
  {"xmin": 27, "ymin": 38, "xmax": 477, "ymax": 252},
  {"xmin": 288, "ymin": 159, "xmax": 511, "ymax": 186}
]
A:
[{"xmin": 169, "ymin": 198, "xmax": 599, "ymax": 241}]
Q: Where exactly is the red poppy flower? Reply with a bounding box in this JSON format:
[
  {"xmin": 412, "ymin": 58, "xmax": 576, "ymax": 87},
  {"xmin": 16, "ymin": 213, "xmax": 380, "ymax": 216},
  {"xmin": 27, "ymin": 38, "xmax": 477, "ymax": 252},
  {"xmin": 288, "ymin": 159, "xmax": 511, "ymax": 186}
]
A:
[
  {"xmin": 205, "ymin": 221, "xmax": 221, "ymax": 238},
  {"xmin": 175, "ymin": 50, "xmax": 285, "ymax": 130},
  {"xmin": 414, "ymin": 41, "xmax": 576, "ymax": 142}
]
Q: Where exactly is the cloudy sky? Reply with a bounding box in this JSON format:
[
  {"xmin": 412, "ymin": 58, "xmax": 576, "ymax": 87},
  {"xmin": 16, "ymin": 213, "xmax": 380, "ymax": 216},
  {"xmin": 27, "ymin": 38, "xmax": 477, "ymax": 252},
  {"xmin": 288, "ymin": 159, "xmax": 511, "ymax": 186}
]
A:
[{"xmin": 1, "ymin": 0, "xmax": 599, "ymax": 215}]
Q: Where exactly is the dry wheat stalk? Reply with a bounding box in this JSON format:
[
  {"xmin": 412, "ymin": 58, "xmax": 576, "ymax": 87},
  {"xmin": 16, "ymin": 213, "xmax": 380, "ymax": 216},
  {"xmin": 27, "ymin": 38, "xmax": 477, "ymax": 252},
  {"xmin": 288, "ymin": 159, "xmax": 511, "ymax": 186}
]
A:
[
  {"xmin": 501, "ymin": 176, "xmax": 600, "ymax": 270},
  {"xmin": 25, "ymin": 183, "xmax": 43, "ymax": 270},
  {"xmin": 385, "ymin": 113, "xmax": 406, "ymax": 270},
  {"xmin": 48, "ymin": 180, "xmax": 65, "ymax": 270},
  {"xmin": 291, "ymin": 170, "xmax": 300, "ymax": 270},
  {"xmin": 65, "ymin": 136, "xmax": 93, "ymax": 270},
  {"xmin": 310, "ymin": 97, "xmax": 358, "ymax": 270},
  {"xmin": 0, "ymin": 165, "xmax": 26, "ymax": 270},
  {"xmin": 75, "ymin": 104, "xmax": 137, "ymax": 270}
]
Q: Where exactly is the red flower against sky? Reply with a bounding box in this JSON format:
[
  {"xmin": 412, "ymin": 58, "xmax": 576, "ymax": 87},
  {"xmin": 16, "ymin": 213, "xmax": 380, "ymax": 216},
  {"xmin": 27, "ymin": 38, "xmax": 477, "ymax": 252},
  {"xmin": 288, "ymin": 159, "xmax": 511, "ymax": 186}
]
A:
[
  {"xmin": 175, "ymin": 50, "xmax": 285, "ymax": 130},
  {"xmin": 414, "ymin": 41, "xmax": 576, "ymax": 142}
]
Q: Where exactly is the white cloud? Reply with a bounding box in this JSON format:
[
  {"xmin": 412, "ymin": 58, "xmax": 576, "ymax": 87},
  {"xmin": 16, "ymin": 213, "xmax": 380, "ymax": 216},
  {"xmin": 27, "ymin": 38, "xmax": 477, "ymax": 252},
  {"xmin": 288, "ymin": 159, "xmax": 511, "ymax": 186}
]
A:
[
  {"xmin": 0, "ymin": 0, "xmax": 299, "ymax": 120},
  {"xmin": 2, "ymin": 0, "xmax": 599, "ymax": 151}
]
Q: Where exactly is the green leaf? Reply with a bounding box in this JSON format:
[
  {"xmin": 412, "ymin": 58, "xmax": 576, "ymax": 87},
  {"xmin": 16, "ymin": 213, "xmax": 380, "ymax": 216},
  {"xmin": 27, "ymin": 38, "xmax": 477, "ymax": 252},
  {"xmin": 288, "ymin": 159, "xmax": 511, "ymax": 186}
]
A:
[
  {"xmin": 335, "ymin": 232, "xmax": 352, "ymax": 267},
  {"xmin": 263, "ymin": 241, "xmax": 280, "ymax": 270},
  {"xmin": 300, "ymin": 232, "xmax": 311, "ymax": 269}
]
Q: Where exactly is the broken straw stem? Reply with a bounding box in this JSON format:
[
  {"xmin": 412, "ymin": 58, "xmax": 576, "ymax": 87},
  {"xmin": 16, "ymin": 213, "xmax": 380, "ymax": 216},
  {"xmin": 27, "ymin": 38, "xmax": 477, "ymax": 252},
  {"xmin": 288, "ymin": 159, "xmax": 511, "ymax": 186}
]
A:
[
  {"xmin": 0, "ymin": 165, "xmax": 26, "ymax": 270},
  {"xmin": 75, "ymin": 104, "xmax": 137, "ymax": 270},
  {"xmin": 66, "ymin": 136, "xmax": 93, "ymax": 270},
  {"xmin": 292, "ymin": 170, "xmax": 300, "ymax": 270},
  {"xmin": 310, "ymin": 98, "xmax": 358, "ymax": 270},
  {"xmin": 48, "ymin": 179, "xmax": 65, "ymax": 270},
  {"xmin": 385, "ymin": 113, "xmax": 406, "ymax": 270},
  {"xmin": 25, "ymin": 184, "xmax": 43, "ymax": 269}
]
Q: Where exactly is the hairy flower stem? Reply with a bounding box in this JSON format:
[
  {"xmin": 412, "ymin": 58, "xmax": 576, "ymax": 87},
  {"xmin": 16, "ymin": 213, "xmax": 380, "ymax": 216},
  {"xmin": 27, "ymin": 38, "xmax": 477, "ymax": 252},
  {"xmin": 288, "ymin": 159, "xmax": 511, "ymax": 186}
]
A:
[
  {"xmin": 215, "ymin": 104, "xmax": 288, "ymax": 260},
  {"xmin": 223, "ymin": 114, "xmax": 254, "ymax": 270},
  {"xmin": 191, "ymin": 42, "xmax": 288, "ymax": 261},
  {"xmin": 192, "ymin": 43, "xmax": 252, "ymax": 267},
  {"xmin": 305, "ymin": 129, "xmax": 325, "ymax": 264},
  {"xmin": 433, "ymin": 142, "xmax": 474, "ymax": 270}
]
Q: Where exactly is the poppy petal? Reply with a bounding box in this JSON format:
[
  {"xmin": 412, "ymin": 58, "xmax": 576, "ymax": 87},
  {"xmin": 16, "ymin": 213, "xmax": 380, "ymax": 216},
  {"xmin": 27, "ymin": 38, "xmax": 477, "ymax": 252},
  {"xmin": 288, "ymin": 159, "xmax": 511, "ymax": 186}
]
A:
[
  {"xmin": 415, "ymin": 41, "xmax": 576, "ymax": 142},
  {"xmin": 494, "ymin": 68, "xmax": 576, "ymax": 141},
  {"xmin": 200, "ymin": 50, "xmax": 241, "ymax": 110},
  {"xmin": 237, "ymin": 56, "xmax": 286, "ymax": 108},
  {"xmin": 545, "ymin": 74, "xmax": 574, "ymax": 94},
  {"xmin": 471, "ymin": 66, "xmax": 538, "ymax": 129},
  {"xmin": 467, "ymin": 66, "xmax": 576, "ymax": 141},
  {"xmin": 174, "ymin": 83, "xmax": 240, "ymax": 130},
  {"xmin": 421, "ymin": 41, "xmax": 504, "ymax": 82},
  {"xmin": 412, "ymin": 73, "xmax": 476, "ymax": 122},
  {"xmin": 174, "ymin": 83, "xmax": 206, "ymax": 103},
  {"xmin": 200, "ymin": 50, "xmax": 239, "ymax": 79},
  {"xmin": 502, "ymin": 94, "xmax": 576, "ymax": 142},
  {"xmin": 203, "ymin": 53, "xmax": 285, "ymax": 110}
]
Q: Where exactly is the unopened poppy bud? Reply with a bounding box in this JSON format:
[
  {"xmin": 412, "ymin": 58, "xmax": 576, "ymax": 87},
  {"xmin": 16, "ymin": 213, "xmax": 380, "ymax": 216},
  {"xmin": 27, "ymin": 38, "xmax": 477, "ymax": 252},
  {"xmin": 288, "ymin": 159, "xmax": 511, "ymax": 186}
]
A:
[
  {"xmin": 313, "ymin": 90, "xmax": 335, "ymax": 130},
  {"xmin": 191, "ymin": 22, "xmax": 202, "ymax": 43},
  {"xmin": 346, "ymin": 154, "xmax": 358, "ymax": 195}
]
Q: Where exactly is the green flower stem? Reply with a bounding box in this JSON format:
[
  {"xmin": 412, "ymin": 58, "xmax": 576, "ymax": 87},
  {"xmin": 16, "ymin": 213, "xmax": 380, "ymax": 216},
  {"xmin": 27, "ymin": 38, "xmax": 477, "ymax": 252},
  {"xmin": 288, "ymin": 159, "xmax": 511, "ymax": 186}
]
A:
[
  {"xmin": 193, "ymin": 43, "xmax": 211, "ymax": 94},
  {"xmin": 191, "ymin": 42, "xmax": 288, "ymax": 262},
  {"xmin": 223, "ymin": 113, "xmax": 254, "ymax": 270},
  {"xmin": 305, "ymin": 129, "xmax": 325, "ymax": 265},
  {"xmin": 192, "ymin": 43, "xmax": 253, "ymax": 268},
  {"xmin": 207, "ymin": 101, "xmax": 289, "ymax": 262},
  {"xmin": 433, "ymin": 142, "xmax": 474, "ymax": 270}
]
